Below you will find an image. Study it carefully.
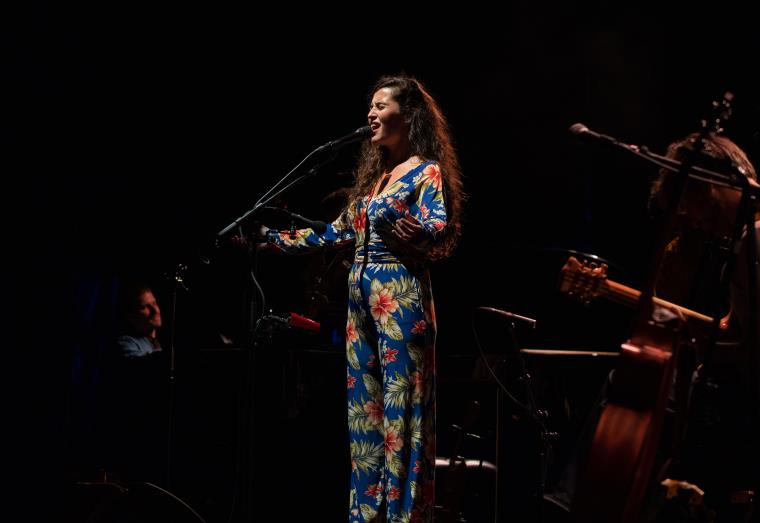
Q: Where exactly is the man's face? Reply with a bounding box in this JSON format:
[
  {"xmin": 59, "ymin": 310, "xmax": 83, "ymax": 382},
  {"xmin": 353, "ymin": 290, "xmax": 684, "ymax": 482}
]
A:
[{"xmin": 128, "ymin": 291, "xmax": 162, "ymax": 335}]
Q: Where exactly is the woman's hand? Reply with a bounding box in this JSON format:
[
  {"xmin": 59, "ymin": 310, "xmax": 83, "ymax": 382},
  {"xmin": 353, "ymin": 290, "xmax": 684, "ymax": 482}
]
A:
[
  {"xmin": 393, "ymin": 213, "xmax": 424, "ymax": 242},
  {"xmin": 256, "ymin": 225, "xmax": 270, "ymax": 242},
  {"xmin": 376, "ymin": 212, "xmax": 428, "ymax": 255}
]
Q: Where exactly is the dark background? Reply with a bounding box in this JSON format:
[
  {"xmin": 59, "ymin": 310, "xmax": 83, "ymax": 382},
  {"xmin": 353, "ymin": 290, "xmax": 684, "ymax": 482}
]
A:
[{"xmin": 6, "ymin": 3, "xmax": 760, "ymax": 521}]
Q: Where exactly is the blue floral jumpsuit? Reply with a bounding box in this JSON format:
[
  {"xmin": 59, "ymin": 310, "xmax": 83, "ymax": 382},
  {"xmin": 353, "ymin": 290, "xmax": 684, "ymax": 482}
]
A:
[{"xmin": 266, "ymin": 161, "xmax": 446, "ymax": 522}]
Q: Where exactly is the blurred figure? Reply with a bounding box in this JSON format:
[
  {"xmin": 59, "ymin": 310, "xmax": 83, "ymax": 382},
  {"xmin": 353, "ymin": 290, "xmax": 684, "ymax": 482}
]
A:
[
  {"xmin": 116, "ymin": 283, "xmax": 163, "ymax": 358},
  {"xmin": 651, "ymin": 132, "xmax": 760, "ymax": 521},
  {"xmin": 98, "ymin": 282, "xmax": 168, "ymax": 485}
]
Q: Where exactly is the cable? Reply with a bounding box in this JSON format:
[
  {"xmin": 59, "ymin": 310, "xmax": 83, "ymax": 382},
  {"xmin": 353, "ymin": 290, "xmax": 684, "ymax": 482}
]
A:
[{"xmin": 470, "ymin": 308, "xmax": 530, "ymax": 412}]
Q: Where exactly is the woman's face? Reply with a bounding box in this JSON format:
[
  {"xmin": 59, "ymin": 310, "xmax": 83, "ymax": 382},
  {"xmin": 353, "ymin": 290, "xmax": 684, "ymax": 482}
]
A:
[{"xmin": 368, "ymin": 87, "xmax": 408, "ymax": 149}]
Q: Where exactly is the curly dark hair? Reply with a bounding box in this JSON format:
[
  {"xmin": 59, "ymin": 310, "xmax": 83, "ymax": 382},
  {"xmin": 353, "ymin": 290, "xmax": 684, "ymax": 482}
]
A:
[{"xmin": 348, "ymin": 75, "xmax": 465, "ymax": 260}]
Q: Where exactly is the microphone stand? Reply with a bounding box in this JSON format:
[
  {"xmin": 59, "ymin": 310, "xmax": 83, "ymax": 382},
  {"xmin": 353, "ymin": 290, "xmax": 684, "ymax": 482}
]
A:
[
  {"xmin": 474, "ymin": 307, "xmax": 551, "ymax": 522},
  {"xmin": 574, "ymin": 126, "xmax": 756, "ymax": 194},
  {"xmin": 164, "ymin": 263, "xmax": 188, "ymax": 490},
  {"xmin": 504, "ymin": 319, "xmax": 555, "ymax": 523},
  {"xmin": 217, "ymin": 153, "xmax": 339, "ymax": 238},
  {"xmin": 215, "ymin": 145, "xmax": 342, "ymax": 522}
]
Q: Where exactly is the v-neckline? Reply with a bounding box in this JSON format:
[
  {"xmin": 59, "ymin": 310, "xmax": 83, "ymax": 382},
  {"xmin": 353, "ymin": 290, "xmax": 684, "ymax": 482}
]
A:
[{"xmin": 369, "ymin": 161, "xmax": 429, "ymax": 200}]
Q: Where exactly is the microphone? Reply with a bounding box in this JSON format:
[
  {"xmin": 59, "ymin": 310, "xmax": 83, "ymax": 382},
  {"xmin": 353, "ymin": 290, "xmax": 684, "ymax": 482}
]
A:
[
  {"xmin": 287, "ymin": 312, "xmax": 321, "ymax": 332},
  {"xmin": 316, "ymin": 125, "xmax": 373, "ymax": 152},
  {"xmin": 262, "ymin": 312, "xmax": 321, "ymax": 332},
  {"xmin": 263, "ymin": 206, "xmax": 327, "ymax": 234},
  {"xmin": 287, "ymin": 210, "xmax": 327, "ymax": 234},
  {"xmin": 569, "ymin": 123, "xmax": 623, "ymax": 146}
]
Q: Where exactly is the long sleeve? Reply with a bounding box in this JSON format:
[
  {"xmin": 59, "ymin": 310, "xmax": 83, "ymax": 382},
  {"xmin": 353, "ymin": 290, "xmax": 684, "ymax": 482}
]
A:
[
  {"xmin": 410, "ymin": 162, "xmax": 447, "ymax": 245},
  {"xmin": 265, "ymin": 206, "xmax": 357, "ymax": 254}
]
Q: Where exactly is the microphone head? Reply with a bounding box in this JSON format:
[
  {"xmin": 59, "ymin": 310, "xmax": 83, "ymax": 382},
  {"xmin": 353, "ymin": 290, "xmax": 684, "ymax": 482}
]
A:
[
  {"xmin": 569, "ymin": 123, "xmax": 589, "ymax": 136},
  {"xmin": 355, "ymin": 125, "xmax": 372, "ymax": 138},
  {"xmin": 317, "ymin": 125, "xmax": 374, "ymax": 153}
]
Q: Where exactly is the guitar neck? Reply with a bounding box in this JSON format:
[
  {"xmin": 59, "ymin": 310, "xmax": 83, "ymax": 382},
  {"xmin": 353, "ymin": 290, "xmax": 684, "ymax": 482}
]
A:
[{"xmin": 603, "ymin": 279, "xmax": 714, "ymax": 325}]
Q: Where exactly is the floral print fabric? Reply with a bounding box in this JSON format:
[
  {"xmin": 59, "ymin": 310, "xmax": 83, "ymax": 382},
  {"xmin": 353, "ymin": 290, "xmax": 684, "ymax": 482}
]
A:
[{"xmin": 266, "ymin": 162, "xmax": 446, "ymax": 522}]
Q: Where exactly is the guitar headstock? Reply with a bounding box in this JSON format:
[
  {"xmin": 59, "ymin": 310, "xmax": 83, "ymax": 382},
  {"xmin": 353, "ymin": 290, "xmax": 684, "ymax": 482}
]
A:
[{"xmin": 558, "ymin": 256, "xmax": 609, "ymax": 305}]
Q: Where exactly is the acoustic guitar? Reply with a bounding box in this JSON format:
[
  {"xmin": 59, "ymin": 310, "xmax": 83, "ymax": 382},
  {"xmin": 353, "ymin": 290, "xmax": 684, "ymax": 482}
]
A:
[{"xmin": 558, "ymin": 256, "xmax": 723, "ymax": 328}]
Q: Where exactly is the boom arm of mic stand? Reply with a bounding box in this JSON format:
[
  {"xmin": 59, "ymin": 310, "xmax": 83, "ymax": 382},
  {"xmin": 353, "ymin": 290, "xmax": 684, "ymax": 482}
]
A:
[
  {"xmin": 610, "ymin": 141, "xmax": 758, "ymax": 193},
  {"xmin": 216, "ymin": 172, "xmax": 313, "ymax": 238},
  {"xmin": 216, "ymin": 150, "xmax": 338, "ymax": 238}
]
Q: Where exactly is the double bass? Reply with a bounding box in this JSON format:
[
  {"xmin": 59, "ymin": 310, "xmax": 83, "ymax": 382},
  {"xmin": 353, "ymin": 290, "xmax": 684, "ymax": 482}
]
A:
[{"xmin": 571, "ymin": 95, "xmax": 734, "ymax": 522}]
